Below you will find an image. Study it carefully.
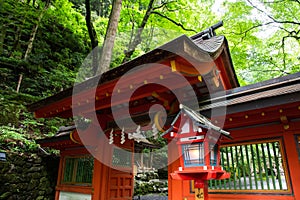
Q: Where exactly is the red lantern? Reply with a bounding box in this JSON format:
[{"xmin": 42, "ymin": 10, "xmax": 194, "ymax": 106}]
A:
[{"xmin": 162, "ymin": 104, "xmax": 231, "ymax": 199}]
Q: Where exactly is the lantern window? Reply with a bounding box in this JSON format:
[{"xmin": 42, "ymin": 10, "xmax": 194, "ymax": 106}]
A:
[{"xmin": 182, "ymin": 143, "xmax": 205, "ymax": 167}]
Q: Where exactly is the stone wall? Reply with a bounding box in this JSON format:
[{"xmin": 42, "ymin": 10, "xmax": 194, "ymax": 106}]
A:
[
  {"xmin": 134, "ymin": 171, "xmax": 168, "ymax": 196},
  {"xmin": 0, "ymin": 152, "xmax": 59, "ymax": 200}
]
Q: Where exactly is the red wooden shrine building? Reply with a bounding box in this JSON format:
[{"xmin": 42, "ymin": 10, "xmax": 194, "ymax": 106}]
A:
[{"xmin": 29, "ymin": 24, "xmax": 300, "ymax": 200}]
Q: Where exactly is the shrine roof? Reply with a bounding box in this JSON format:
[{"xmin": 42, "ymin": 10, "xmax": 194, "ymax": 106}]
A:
[
  {"xmin": 28, "ymin": 33, "xmax": 238, "ymax": 118},
  {"xmin": 197, "ymin": 72, "xmax": 300, "ymax": 115}
]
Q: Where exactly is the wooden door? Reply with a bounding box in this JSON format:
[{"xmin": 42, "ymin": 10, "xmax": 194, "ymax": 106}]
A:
[
  {"xmin": 109, "ymin": 169, "xmax": 133, "ymax": 200},
  {"xmin": 108, "ymin": 139, "xmax": 134, "ymax": 200}
]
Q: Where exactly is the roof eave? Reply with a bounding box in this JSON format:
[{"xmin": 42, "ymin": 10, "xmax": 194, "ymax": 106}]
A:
[{"xmin": 28, "ymin": 34, "xmax": 238, "ymax": 117}]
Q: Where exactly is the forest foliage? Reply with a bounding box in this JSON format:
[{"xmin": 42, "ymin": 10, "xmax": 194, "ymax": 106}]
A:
[{"xmin": 0, "ymin": 0, "xmax": 299, "ymax": 152}]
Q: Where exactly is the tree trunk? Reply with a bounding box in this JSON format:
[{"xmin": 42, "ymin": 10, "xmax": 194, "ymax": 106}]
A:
[
  {"xmin": 24, "ymin": 0, "xmax": 50, "ymax": 60},
  {"xmin": 16, "ymin": 74, "xmax": 23, "ymax": 93},
  {"xmin": 122, "ymin": 0, "xmax": 155, "ymax": 63},
  {"xmin": 96, "ymin": 0, "xmax": 122, "ymax": 75},
  {"xmin": 85, "ymin": 0, "xmax": 99, "ymax": 75}
]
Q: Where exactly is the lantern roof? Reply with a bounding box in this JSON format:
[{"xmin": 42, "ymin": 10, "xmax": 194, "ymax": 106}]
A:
[{"xmin": 162, "ymin": 104, "xmax": 231, "ymax": 139}]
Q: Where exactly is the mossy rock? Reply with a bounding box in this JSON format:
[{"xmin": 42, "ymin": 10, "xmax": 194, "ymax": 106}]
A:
[
  {"xmin": 36, "ymin": 196, "xmax": 45, "ymax": 200},
  {"xmin": 0, "ymin": 162, "xmax": 10, "ymax": 173},
  {"xmin": 27, "ymin": 179, "xmax": 39, "ymax": 190},
  {"xmin": 45, "ymin": 187, "xmax": 53, "ymax": 195},
  {"xmin": 0, "ymin": 192, "xmax": 11, "ymax": 200},
  {"xmin": 39, "ymin": 180, "xmax": 50, "ymax": 189},
  {"xmin": 29, "ymin": 172, "xmax": 41, "ymax": 179},
  {"xmin": 39, "ymin": 177, "xmax": 48, "ymax": 184},
  {"xmin": 14, "ymin": 159, "xmax": 26, "ymax": 166},
  {"xmin": 28, "ymin": 166, "xmax": 43, "ymax": 172},
  {"xmin": 0, "ymin": 161, "xmax": 9, "ymax": 172},
  {"xmin": 33, "ymin": 157, "xmax": 42, "ymax": 164},
  {"xmin": 19, "ymin": 183, "xmax": 28, "ymax": 190},
  {"xmin": 5, "ymin": 173, "xmax": 20, "ymax": 183}
]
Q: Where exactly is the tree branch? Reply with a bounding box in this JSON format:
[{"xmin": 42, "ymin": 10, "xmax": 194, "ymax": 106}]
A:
[
  {"xmin": 85, "ymin": 0, "xmax": 98, "ymax": 49},
  {"xmin": 277, "ymin": 27, "xmax": 300, "ymax": 40},
  {"xmin": 151, "ymin": 11, "xmax": 197, "ymax": 33},
  {"xmin": 152, "ymin": 1, "xmax": 176, "ymax": 10},
  {"xmin": 85, "ymin": 0, "xmax": 99, "ymax": 75},
  {"xmin": 125, "ymin": 2, "xmax": 136, "ymax": 48},
  {"xmin": 248, "ymin": 68, "xmax": 290, "ymax": 75},
  {"xmin": 281, "ymin": 36, "xmax": 287, "ymax": 70},
  {"xmin": 262, "ymin": 0, "xmax": 286, "ymax": 4},
  {"xmin": 246, "ymin": 0, "xmax": 300, "ymax": 25},
  {"xmin": 226, "ymin": 21, "xmax": 274, "ymax": 41},
  {"xmin": 228, "ymin": 0, "xmax": 299, "ymax": 40},
  {"xmin": 122, "ymin": 0, "xmax": 155, "ymax": 63}
]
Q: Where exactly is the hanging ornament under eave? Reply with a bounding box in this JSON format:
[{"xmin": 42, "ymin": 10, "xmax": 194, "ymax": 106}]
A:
[
  {"xmin": 135, "ymin": 125, "xmax": 141, "ymax": 135},
  {"xmin": 120, "ymin": 127, "xmax": 125, "ymax": 144},
  {"xmin": 109, "ymin": 129, "xmax": 114, "ymax": 144},
  {"xmin": 152, "ymin": 123, "xmax": 158, "ymax": 139},
  {"xmin": 128, "ymin": 125, "xmax": 147, "ymax": 143},
  {"xmin": 128, "ymin": 132, "xmax": 133, "ymax": 140},
  {"xmin": 133, "ymin": 125, "xmax": 142, "ymax": 143}
]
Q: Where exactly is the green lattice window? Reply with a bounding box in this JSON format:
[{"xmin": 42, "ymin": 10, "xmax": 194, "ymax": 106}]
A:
[
  {"xmin": 209, "ymin": 139, "xmax": 290, "ymax": 193},
  {"xmin": 62, "ymin": 156, "xmax": 94, "ymax": 185}
]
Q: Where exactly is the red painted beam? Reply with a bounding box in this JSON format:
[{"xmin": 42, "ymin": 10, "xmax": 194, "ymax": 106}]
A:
[{"xmin": 33, "ymin": 54, "xmax": 232, "ymax": 119}]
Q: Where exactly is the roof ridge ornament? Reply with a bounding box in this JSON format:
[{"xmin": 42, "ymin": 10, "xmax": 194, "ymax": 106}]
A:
[{"xmin": 191, "ymin": 21, "xmax": 223, "ymax": 40}]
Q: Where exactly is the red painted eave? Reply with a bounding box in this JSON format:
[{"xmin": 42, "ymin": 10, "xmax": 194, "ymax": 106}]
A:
[{"xmin": 28, "ymin": 35, "xmax": 238, "ymax": 119}]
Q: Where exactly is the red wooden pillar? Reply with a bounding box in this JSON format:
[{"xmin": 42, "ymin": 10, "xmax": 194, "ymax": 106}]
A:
[
  {"xmin": 283, "ymin": 121, "xmax": 300, "ymax": 200},
  {"xmin": 168, "ymin": 141, "xmax": 183, "ymax": 200},
  {"xmin": 55, "ymin": 156, "xmax": 64, "ymax": 200}
]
